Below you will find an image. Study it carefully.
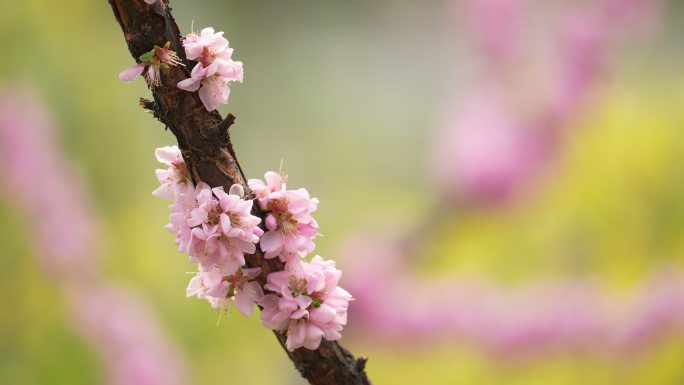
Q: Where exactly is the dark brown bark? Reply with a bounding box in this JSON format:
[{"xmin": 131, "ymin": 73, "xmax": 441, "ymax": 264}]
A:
[{"xmin": 107, "ymin": 1, "xmax": 371, "ymax": 384}]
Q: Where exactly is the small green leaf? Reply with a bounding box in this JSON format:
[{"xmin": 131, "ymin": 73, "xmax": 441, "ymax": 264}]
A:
[{"xmin": 139, "ymin": 49, "xmax": 155, "ymax": 63}]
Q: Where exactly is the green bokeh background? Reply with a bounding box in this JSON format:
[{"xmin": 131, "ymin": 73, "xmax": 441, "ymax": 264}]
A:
[{"xmin": 1, "ymin": 1, "xmax": 684, "ymax": 384}]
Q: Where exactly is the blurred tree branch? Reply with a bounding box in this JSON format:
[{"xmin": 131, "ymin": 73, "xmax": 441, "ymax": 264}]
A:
[{"xmin": 107, "ymin": 1, "xmax": 371, "ymax": 384}]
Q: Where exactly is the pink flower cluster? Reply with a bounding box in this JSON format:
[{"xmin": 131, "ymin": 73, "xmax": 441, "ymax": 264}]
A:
[
  {"xmin": 117, "ymin": 26, "xmax": 243, "ymax": 112},
  {"xmin": 249, "ymin": 172, "xmax": 320, "ymax": 263},
  {"xmin": 119, "ymin": 42, "xmax": 182, "ymax": 87},
  {"xmin": 153, "ymin": 146, "xmax": 263, "ymax": 316},
  {"xmin": 259, "ymin": 256, "xmax": 352, "ymax": 351},
  {"xmin": 154, "ymin": 164, "xmax": 352, "ymax": 351},
  {"xmin": 249, "ymin": 172, "xmax": 351, "ymax": 351},
  {"xmin": 177, "ymin": 27, "xmax": 244, "ymax": 112}
]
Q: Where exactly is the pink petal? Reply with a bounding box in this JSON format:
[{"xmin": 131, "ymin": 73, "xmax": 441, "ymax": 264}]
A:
[
  {"xmin": 260, "ymin": 231, "xmax": 283, "ymax": 254},
  {"xmin": 155, "ymin": 145, "xmax": 181, "ymax": 164},
  {"xmin": 119, "ymin": 63, "xmax": 145, "ymax": 83},
  {"xmin": 177, "ymin": 77, "xmax": 201, "ymax": 92},
  {"xmin": 287, "ymin": 322, "xmax": 306, "ymax": 351},
  {"xmin": 198, "ymin": 85, "xmax": 217, "ymax": 112},
  {"xmin": 234, "ymin": 291, "xmax": 255, "ymax": 317},
  {"xmin": 295, "ymin": 295, "xmax": 313, "ymax": 310},
  {"xmin": 291, "ymin": 309, "xmax": 309, "ymax": 319},
  {"xmin": 303, "ymin": 324, "xmax": 324, "ymax": 349}
]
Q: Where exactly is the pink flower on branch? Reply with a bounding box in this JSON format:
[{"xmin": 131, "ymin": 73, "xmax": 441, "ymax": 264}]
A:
[
  {"xmin": 249, "ymin": 172, "xmax": 320, "ymax": 264},
  {"xmin": 259, "ymin": 256, "xmax": 352, "ymax": 351},
  {"xmin": 154, "ymin": 150, "xmax": 262, "ymax": 274},
  {"xmin": 152, "ymin": 145, "xmax": 190, "ymax": 199},
  {"xmin": 177, "ymin": 27, "xmax": 244, "ymax": 111},
  {"xmin": 187, "ymin": 266, "xmax": 263, "ymax": 316},
  {"xmin": 186, "ymin": 182, "xmax": 262, "ymax": 273},
  {"xmin": 119, "ymin": 42, "xmax": 182, "ymax": 87}
]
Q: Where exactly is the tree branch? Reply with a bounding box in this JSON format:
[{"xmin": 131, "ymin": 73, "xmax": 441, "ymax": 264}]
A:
[{"xmin": 107, "ymin": 1, "xmax": 371, "ymax": 384}]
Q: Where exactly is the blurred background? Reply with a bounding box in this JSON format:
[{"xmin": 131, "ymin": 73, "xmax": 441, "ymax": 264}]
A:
[{"xmin": 1, "ymin": 0, "xmax": 684, "ymax": 384}]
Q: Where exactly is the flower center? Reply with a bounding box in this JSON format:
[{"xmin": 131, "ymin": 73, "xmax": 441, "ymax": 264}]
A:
[
  {"xmin": 199, "ymin": 47, "xmax": 218, "ymax": 67},
  {"xmin": 268, "ymin": 199, "xmax": 298, "ymax": 235},
  {"xmin": 288, "ymin": 276, "xmax": 308, "ymax": 297},
  {"xmin": 207, "ymin": 205, "xmax": 222, "ymax": 225}
]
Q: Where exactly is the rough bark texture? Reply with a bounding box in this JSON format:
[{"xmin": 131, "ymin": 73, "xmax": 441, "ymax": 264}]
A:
[{"xmin": 107, "ymin": 1, "xmax": 371, "ymax": 384}]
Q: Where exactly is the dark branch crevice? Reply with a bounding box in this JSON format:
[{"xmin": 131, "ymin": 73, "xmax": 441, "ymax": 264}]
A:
[{"xmin": 107, "ymin": 1, "xmax": 371, "ymax": 384}]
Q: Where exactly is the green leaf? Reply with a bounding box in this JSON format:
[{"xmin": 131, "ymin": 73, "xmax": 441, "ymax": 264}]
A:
[{"xmin": 139, "ymin": 49, "xmax": 155, "ymax": 63}]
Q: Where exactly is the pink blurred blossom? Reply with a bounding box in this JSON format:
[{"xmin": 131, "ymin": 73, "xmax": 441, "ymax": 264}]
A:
[
  {"xmin": 0, "ymin": 88, "xmax": 100, "ymax": 276},
  {"xmin": 431, "ymin": 0, "xmax": 663, "ymax": 205},
  {"xmin": 70, "ymin": 285, "xmax": 187, "ymax": 385},
  {"xmin": 431, "ymin": 89, "xmax": 552, "ymax": 202},
  {"xmin": 340, "ymin": 233, "xmax": 684, "ymax": 358},
  {"xmin": 0, "ymin": 87, "xmax": 188, "ymax": 384}
]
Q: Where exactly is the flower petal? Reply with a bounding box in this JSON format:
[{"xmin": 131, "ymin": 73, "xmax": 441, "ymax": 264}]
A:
[{"xmin": 119, "ymin": 63, "xmax": 145, "ymax": 83}]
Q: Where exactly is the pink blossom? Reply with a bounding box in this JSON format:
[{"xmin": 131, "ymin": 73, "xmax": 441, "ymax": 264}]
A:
[
  {"xmin": 186, "ymin": 266, "xmax": 230, "ymax": 299},
  {"xmin": 177, "ymin": 59, "xmax": 243, "ymax": 112},
  {"xmin": 180, "ymin": 182, "xmax": 261, "ymax": 273},
  {"xmin": 212, "ymin": 184, "xmax": 262, "ymax": 244},
  {"xmin": 119, "ymin": 42, "xmax": 182, "ymax": 87},
  {"xmin": 231, "ymin": 268, "xmax": 264, "ymax": 316},
  {"xmin": 250, "ymin": 172, "xmax": 320, "ymax": 262},
  {"xmin": 248, "ymin": 171, "xmax": 287, "ymax": 209},
  {"xmin": 177, "ymin": 27, "xmax": 243, "ymax": 111},
  {"xmin": 259, "ymin": 256, "xmax": 352, "ymax": 351},
  {"xmin": 182, "ymin": 27, "xmax": 231, "ymax": 63},
  {"xmin": 259, "ymin": 219, "xmax": 319, "ymax": 263},
  {"xmin": 152, "ymin": 145, "xmax": 189, "ymax": 199},
  {"xmin": 187, "ymin": 266, "xmax": 263, "ymax": 316},
  {"xmin": 187, "ymin": 223, "xmax": 255, "ymax": 273}
]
